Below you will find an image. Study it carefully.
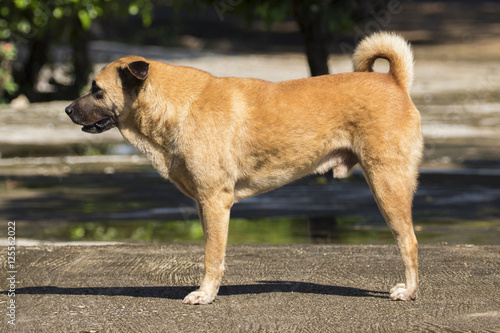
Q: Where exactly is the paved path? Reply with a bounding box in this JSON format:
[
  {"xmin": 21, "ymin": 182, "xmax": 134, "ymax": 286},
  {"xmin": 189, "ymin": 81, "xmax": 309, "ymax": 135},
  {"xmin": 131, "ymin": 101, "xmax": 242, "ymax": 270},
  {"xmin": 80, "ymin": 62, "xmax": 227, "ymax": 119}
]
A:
[{"xmin": 1, "ymin": 244, "xmax": 499, "ymax": 332}]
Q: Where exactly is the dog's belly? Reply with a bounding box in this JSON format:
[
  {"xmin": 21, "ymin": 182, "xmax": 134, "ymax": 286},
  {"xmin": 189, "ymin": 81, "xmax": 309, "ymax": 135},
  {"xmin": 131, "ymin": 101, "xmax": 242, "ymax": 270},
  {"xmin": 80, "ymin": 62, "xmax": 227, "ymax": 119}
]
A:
[
  {"xmin": 233, "ymin": 148, "xmax": 358, "ymax": 201},
  {"xmin": 233, "ymin": 172, "xmax": 300, "ymax": 201}
]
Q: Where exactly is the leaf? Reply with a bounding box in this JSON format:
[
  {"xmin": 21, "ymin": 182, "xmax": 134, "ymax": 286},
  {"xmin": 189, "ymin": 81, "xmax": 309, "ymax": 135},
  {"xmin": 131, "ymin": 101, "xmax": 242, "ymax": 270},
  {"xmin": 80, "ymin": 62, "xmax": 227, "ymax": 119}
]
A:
[
  {"xmin": 4, "ymin": 81, "xmax": 18, "ymax": 94},
  {"xmin": 140, "ymin": 4, "xmax": 152, "ymax": 27},
  {"xmin": 53, "ymin": 7, "xmax": 64, "ymax": 19},
  {"xmin": 128, "ymin": 4, "xmax": 139, "ymax": 15},
  {"xmin": 78, "ymin": 9, "xmax": 92, "ymax": 30},
  {"xmin": 13, "ymin": 0, "xmax": 30, "ymax": 10},
  {"xmin": 16, "ymin": 19, "xmax": 31, "ymax": 34}
]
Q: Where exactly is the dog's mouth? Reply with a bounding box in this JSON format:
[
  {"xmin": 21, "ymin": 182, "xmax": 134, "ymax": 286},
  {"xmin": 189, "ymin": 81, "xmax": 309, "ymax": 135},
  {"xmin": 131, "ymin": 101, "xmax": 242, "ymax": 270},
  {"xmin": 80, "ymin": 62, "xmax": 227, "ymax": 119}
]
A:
[{"xmin": 82, "ymin": 117, "xmax": 117, "ymax": 134}]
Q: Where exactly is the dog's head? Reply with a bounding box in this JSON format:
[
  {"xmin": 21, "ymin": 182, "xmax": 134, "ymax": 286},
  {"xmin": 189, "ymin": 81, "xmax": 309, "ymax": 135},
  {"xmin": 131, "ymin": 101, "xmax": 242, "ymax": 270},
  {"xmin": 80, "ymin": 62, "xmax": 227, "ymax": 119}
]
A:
[{"xmin": 65, "ymin": 56, "xmax": 150, "ymax": 133}]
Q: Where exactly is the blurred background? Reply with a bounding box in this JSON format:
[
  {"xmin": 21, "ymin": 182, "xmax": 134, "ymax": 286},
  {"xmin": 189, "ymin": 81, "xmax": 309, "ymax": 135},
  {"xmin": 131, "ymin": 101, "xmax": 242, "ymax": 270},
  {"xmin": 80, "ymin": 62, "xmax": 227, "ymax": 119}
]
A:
[{"xmin": 1, "ymin": 0, "xmax": 499, "ymax": 245}]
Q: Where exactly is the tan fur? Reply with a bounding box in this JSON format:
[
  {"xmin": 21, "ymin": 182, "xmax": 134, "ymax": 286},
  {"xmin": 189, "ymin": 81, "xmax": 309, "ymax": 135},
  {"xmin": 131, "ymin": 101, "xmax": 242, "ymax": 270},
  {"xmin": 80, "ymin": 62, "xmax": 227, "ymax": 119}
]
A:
[
  {"xmin": 353, "ymin": 31, "xmax": 414, "ymax": 93},
  {"xmin": 66, "ymin": 32, "xmax": 423, "ymax": 304}
]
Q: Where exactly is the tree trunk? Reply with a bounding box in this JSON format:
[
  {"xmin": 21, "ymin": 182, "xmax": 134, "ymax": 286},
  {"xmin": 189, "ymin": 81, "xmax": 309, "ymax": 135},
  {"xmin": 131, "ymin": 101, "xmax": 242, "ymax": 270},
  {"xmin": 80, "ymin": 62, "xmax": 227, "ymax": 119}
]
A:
[
  {"xmin": 69, "ymin": 19, "xmax": 91, "ymax": 99},
  {"xmin": 13, "ymin": 17, "xmax": 91, "ymax": 101},
  {"xmin": 14, "ymin": 31, "xmax": 52, "ymax": 101},
  {"xmin": 292, "ymin": 2, "xmax": 330, "ymax": 77}
]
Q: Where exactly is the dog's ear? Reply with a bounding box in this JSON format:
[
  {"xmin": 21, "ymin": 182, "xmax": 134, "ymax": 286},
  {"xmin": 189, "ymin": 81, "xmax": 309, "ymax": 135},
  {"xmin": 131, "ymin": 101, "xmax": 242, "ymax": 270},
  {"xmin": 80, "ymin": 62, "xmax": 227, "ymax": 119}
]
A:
[
  {"xmin": 119, "ymin": 60, "xmax": 149, "ymax": 90},
  {"xmin": 127, "ymin": 61, "xmax": 149, "ymax": 80}
]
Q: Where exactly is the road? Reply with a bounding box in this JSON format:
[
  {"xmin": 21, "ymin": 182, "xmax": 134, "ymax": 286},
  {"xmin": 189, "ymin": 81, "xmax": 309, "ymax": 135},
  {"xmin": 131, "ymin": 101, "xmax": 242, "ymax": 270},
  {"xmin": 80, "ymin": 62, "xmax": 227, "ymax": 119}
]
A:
[{"xmin": 1, "ymin": 243, "xmax": 499, "ymax": 332}]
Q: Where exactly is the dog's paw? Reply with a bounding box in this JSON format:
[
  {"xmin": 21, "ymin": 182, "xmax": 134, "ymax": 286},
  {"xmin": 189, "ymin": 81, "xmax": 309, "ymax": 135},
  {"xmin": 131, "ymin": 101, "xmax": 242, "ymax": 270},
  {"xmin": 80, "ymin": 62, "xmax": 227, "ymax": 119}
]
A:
[
  {"xmin": 389, "ymin": 283, "xmax": 416, "ymax": 301},
  {"xmin": 182, "ymin": 290, "xmax": 216, "ymax": 305}
]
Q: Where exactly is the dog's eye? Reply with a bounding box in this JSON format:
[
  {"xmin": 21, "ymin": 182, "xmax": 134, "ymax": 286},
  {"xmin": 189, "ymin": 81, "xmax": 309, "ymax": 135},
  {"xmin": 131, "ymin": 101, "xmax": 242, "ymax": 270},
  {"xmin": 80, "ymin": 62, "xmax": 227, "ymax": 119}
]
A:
[{"xmin": 91, "ymin": 81, "xmax": 103, "ymax": 97}]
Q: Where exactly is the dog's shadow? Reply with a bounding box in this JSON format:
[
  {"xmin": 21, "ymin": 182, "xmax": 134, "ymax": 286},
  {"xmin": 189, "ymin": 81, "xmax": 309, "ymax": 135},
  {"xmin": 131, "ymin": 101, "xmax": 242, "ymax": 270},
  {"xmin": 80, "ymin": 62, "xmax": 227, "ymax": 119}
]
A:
[{"xmin": 9, "ymin": 281, "xmax": 387, "ymax": 300}]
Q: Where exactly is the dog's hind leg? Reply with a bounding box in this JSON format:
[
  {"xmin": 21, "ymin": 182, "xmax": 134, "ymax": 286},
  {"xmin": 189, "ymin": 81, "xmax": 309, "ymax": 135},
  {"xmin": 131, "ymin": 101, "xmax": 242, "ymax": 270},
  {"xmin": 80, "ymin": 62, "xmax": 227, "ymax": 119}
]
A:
[{"xmin": 361, "ymin": 161, "xmax": 419, "ymax": 301}]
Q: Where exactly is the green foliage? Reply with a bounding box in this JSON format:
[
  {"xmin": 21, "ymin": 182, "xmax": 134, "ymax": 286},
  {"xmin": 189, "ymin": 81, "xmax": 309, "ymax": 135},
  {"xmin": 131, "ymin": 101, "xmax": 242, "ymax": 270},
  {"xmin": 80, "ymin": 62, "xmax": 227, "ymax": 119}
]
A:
[
  {"xmin": 0, "ymin": 42, "xmax": 18, "ymax": 100},
  {"xmin": 63, "ymin": 218, "xmax": 310, "ymax": 244},
  {"xmin": 0, "ymin": 0, "xmax": 155, "ymax": 100},
  {"xmin": 1, "ymin": 0, "xmax": 153, "ymax": 38}
]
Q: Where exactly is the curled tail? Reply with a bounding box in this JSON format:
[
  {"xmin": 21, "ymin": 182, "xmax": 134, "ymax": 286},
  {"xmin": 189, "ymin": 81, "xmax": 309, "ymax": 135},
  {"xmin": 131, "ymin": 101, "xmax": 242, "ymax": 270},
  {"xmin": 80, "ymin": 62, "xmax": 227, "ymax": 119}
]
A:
[{"xmin": 353, "ymin": 32, "xmax": 414, "ymax": 93}]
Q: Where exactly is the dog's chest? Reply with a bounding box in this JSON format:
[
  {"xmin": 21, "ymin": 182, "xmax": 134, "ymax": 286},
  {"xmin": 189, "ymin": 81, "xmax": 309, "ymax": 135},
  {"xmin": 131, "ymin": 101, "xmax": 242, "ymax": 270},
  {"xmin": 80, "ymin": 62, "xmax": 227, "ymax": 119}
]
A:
[{"xmin": 119, "ymin": 127, "xmax": 171, "ymax": 178}]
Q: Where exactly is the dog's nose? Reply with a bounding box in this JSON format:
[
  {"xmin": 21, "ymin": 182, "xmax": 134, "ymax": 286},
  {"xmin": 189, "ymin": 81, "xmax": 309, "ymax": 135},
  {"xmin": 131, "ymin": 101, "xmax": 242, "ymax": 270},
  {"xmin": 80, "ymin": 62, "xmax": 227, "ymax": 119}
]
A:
[{"xmin": 65, "ymin": 105, "xmax": 73, "ymax": 115}]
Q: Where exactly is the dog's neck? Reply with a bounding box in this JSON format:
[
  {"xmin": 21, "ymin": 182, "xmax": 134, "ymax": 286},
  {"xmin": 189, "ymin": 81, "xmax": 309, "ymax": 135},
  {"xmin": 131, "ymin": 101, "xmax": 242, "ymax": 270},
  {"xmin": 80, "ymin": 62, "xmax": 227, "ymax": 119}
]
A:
[
  {"xmin": 116, "ymin": 66, "xmax": 211, "ymax": 180},
  {"xmin": 118, "ymin": 120, "xmax": 172, "ymax": 179}
]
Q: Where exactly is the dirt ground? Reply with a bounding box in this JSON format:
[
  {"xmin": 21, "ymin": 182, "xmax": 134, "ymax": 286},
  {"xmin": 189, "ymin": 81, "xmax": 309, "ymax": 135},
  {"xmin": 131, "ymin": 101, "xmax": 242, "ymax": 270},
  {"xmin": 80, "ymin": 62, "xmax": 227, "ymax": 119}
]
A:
[{"xmin": 0, "ymin": 243, "xmax": 498, "ymax": 332}]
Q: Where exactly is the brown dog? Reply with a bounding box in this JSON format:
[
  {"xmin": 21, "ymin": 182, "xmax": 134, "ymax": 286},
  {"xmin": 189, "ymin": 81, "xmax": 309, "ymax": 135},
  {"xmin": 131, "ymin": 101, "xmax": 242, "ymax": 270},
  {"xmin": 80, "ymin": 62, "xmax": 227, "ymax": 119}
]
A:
[{"xmin": 66, "ymin": 32, "xmax": 423, "ymax": 304}]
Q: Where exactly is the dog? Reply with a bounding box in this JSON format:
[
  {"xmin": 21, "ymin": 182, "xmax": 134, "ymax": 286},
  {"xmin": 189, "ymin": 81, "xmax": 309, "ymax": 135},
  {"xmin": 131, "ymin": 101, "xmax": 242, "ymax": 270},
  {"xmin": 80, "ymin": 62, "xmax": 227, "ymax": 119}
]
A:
[{"xmin": 65, "ymin": 32, "xmax": 423, "ymax": 304}]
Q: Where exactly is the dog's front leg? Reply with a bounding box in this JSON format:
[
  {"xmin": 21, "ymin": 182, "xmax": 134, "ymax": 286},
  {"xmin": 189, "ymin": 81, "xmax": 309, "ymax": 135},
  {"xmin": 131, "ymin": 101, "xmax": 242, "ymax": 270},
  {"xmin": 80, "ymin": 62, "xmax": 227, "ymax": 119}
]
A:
[{"xmin": 183, "ymin": 194, "xmax": 232, "ymax": 305}]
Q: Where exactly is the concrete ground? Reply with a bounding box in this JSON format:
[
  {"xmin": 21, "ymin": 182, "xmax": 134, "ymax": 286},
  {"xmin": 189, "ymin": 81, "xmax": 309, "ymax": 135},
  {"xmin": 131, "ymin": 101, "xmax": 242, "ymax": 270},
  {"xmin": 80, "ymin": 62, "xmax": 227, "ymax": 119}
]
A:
[
  {"xmin": 0, "ymin": 244, "xmax": 500, "ymax": 332},
  {"xmin": 1, "ymin": 243, "xmax": 499, "ymax": 332}
]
